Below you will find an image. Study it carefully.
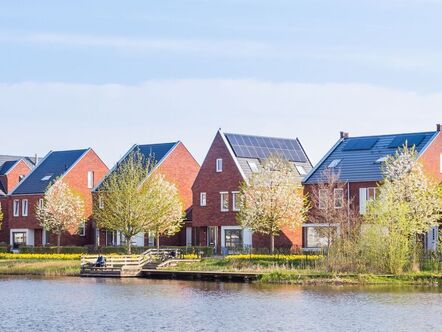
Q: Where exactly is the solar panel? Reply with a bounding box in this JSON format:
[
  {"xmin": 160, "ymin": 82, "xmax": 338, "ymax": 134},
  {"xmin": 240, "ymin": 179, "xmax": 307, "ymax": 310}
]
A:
[
  {"xmin": 388, "ymin": 134, "xmax": 426, "ymax": 148},
  {"xmin": 342, "ymin": 138, "xmax": 378, "ymax": 151},
  {"xmin": 225, "ymin": 133, "xmax": 307, "ymax": 162}
]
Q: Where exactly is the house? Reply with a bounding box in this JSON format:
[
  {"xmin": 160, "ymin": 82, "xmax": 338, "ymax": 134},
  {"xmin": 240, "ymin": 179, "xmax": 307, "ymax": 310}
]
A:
[
  {"xmin": 7, "ymin": 149, "xmax": 108, "ymax": 247},
  {"xmin": 302, "ymin": 124, "xmax": 442, "ymax": 251},
  {"xmin": 0, "ymin": 155, "xmax": 39, "ymax": 243},
  {"xmin": 93, "ymin": 141, "xmax": 200, "ymax": 247},
  {"xmin": 192, "ymin": 130, "xmax": 313, "ymax": 254}
]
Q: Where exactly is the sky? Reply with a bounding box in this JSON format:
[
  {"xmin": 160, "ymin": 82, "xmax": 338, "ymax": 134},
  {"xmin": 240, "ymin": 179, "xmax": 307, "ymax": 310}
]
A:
[{"xmin": 1, "ymin": 0, "xmax": 442, "ymax": 167}]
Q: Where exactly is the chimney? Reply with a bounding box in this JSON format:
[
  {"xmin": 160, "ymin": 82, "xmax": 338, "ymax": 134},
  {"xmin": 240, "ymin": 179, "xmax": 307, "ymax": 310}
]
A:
[
  {"xmin": 437, "ymin": 124, "xmax": 441, "ymax": 132},
  {"xmin": 34, "ymin": 153, "xmax": 38, "ymax": 166},
  {"xmin": 340, "ymin": 131, "xmax": 349, "ymax": 139}
]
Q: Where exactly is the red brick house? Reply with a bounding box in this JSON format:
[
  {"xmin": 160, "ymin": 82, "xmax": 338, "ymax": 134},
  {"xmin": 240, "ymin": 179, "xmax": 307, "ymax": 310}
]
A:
[
  {"xmin": 7, "ymin": 149, "xmax": 108, "ymax": 247},
  {"xmin": 303, "ymin": 124, "xmax": 442, "ymax": 251},
  {"xmin": 192, "ymin": 130, "xmax": 313, "ymax": 254},
  {"xmin": 93, "ymin": 141, "xmax": 200, "ymax": 248},
  {"xmin": 0, "ymin": 155, "xmax": 39, "ymax": 243}
]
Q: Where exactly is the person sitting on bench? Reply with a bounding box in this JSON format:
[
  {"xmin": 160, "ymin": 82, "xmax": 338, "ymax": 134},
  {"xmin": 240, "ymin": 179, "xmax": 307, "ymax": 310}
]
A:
[{"xmin": 93, "ymin": 255, "xmax": 106, "ymax": 267}]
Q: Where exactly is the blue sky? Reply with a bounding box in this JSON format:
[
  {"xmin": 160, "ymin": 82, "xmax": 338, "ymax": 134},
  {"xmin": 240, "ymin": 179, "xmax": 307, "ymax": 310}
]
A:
[{"xmin": 1, "ymin": 0, "xmax": 442, "ymax": 166}]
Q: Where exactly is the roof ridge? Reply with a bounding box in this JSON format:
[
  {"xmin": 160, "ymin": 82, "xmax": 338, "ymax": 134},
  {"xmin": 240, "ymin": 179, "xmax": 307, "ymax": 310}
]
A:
[
  {"xmin": 224, "ymin": 132, "xmax": 298, "ymax": 141},
  {"xmin": 344, "ymin": 131, "xmax": 436, "ymax": 140}
]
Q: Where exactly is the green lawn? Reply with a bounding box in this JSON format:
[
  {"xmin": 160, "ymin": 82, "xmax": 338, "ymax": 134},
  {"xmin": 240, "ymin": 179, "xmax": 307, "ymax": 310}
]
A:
[{"xmin": 0, "ymin": 259, "xmax": 80, "ymax": 276}]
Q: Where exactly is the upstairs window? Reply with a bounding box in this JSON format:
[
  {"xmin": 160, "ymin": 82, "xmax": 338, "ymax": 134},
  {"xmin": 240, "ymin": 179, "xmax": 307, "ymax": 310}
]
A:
[
  {"xmin": 216, "ymin": 159, "xmax": 223, "ymax": 172},
  {"xmin": 220, "ymin": 192, "xmax": 229, "ymax": 212},
  {"xmin": 328, "ymin": 159, "xmax": 341, "ymax": 168},
  {"xmin": 38, "ymin": 198, "xmax": 44, "ymax": 209},
  {"xmin": 18, "ymin": 174, "xmax": 25, "ymax": 182},
  {"xmin": 13, "ymin": 200, "xmax": 20, "ymax": 217},
  {"xmin": 367, "ymin": 187, "xmax": 377, "ymax": 201},
  {"xmin": 440, "ymin": 153, "xmax": 442, "ymax": 173},
  {"xmin": 232, "ymin": 192, "xmax": 240, "ymax": 211},
  {"xmin": 22, "ymin": 199, "xmax": 28, "ymax": 217},
  {"xmin": 318, "ymin": 189, "xmax": 328, "ymax": 209},
  {"xmin": 98, "ymin": 196, "xmax": 104, "ymax": 209},
  {"xmin": 296, "ymin": 165, "xmax": 307, "ymax": 175},
  {"xmin": 334, "ymin": 189, "xmax": 344, "ymax": 209},
  {"xmin": 78, "ymin": 222, "xmax": 86, "ymax": 237},
  {"xmin": 200, "ymin": 192, "xmax": 207, "ymax": 207},
  {"xmin": 247, "ymin": 161, "xmax": 259, "ymax": 173},
  {"xmin": 87, "ymin": 171, "xmax": 94, "ymax": 189}
]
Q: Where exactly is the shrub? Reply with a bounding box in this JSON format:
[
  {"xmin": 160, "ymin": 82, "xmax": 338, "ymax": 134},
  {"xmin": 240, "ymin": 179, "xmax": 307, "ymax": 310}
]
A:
[
  {"xmin": 0, "ymin": 253, "xmax": 81, "ymax": 260},
  {"xmin": 19, "ymin": 246, "xmax": 88, "ymax": 254}
]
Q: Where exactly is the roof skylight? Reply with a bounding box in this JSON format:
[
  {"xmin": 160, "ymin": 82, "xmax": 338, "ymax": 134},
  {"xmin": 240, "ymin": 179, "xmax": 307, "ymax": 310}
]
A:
[
  {"xmin": 41, "ymin": 174, "xmax": 53, "ymax": 181},
  {"xmin": 375, "ymin": 156, "xmax": 388, "ymax": 163},
  {"xmin": 247, "ymin": 161, "xmax": 259, "ymax": 173},
  {"xmin": 296, "ymin": 165, "xmax": 307, "ymax": 175},
  {"xmin": 328, "ymin": 159, "xmax": 342, "ymax": 168}
]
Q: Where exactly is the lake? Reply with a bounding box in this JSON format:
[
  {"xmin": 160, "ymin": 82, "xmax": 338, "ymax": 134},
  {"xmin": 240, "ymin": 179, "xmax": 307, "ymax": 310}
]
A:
[{"xmin": 0, "ymin": 277, "xmax": 441, "ymax": 331}]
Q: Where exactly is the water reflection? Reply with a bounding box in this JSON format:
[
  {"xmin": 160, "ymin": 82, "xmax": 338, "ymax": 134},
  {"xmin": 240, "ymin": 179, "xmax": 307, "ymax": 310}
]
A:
[{"xmin": 0, "ymin": 277, "xmax": 441, "ymax": 332}]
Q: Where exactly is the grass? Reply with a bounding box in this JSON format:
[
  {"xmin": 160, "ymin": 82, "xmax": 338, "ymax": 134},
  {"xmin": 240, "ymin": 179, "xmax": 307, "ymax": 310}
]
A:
[{"xmin": 0, "ymin": 259, "xmax": 80, "ymax": 277}]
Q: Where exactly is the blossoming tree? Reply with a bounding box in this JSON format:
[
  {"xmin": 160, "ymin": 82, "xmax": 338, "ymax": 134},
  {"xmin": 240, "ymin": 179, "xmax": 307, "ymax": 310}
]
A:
[
  {"xmin": 36, "ymin": 179, "xmax": 85, "ymax": 253},
  {"xmin": 237, "ymin": 155, "xmax": 309, "ymax": 253}
]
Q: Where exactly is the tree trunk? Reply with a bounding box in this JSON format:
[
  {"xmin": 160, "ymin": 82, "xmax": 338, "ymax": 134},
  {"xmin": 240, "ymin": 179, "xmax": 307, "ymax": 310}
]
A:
[
  {"xmin": 156, "ymin": 229, "xmax": 160, "ymax": 251},
  {"xmin": 56, "ymin": 233, "xmax": 61, "ymax": 254},
  {"xmin": 126, "ymin": 236, "xmax": 132, "ymax": 255},
  {"xmin": 270, "ymin": 235, "xmax": 275, "ymax": 254}
]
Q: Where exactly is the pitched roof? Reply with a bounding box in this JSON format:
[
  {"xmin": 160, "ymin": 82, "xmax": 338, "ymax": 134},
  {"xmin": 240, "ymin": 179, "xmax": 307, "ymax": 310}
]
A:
[
  {"xmin": 93, "ymin": 142, "xmax": 178, "ymax": 191},
  {"xmin": 0, "ymin": 155, "xmax": 38, "ymax": 175},
  {"xmin": 12, "ymin": 149, "xmax": 89, "ymax": 195},
  {"xmin": 222, "ymin": 132, "xmax": 313, "ymax": 182},
  {"xmin": 303, "ymin": 131, "xmax": 438, "ymax": 184}
]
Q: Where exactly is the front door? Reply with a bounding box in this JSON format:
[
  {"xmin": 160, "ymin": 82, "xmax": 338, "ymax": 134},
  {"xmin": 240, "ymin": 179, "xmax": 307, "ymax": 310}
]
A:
[
  {"xmin": 207, "ymin": 226, "xmax": 218, "ymax": 254},
  {"xmin": 12, "ymin": 232, "xmax": 27, "ymax": 248}
]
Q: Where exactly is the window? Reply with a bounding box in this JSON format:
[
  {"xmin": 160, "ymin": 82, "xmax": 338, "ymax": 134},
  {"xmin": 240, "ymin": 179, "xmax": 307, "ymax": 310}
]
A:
[
  {"xmin": 367, "ymin": 187, "xmax": 377, "ymax": 201},
  {"xmin": 232, "ymin": 192, "xmax": 240, "ymax": 211},
  {"xmin": 318, "ymin": 189, "xmax": 328, "ymax": 209},
  {"xmin": 375, "ymin": 156, "xmax": 388, "ymax": 163},
  {"xmin": 328, "ymin": 159, "xmax": 341, "ymax": 168},
  {"xmin": 41, "ymin": 174, "xmax": 52, "ymax": 181},
  {"xmin": 334, "ymin": 189, "xmax": 344, "ymax": 209},
  {"xmin": 220, "ymin": 192, "xmax": 229, "ymax": 212},
  {"xmin": 98, "ymin": 196, "xmax": 104, "ymax": 209},
  {"xmin": 38, "ymin": 198, "xmax": 44, "ymax": 209},
  {"xmin": 296, "ymin": 165, "xmax": 307, "ymax": 175},
  {"xmin": 87, "ymin": 171, "xmax": 94, "ymax": 189},
  {"xmin": 18, "ymin": 174, "xmax": 25, "ymax": 182},
  {"xmin": 22, "ymin": 199, "xmax": 28, "ymax": 217},
  {"xmin": 78, "ymin": 222, "xmax": 86, "ymax": 236},
  {"xmin": 225, "ymin": 229, "xmax": 242, "ymax": 249},
  {"xmin": 304, "ymin": 226, "xmax": 334, "ymax": 248},
  {"xmin": 247, "ymin": 161, "xmax": 259, "ymax": 173},
  {"xmin": 200, "ymin": 192, "xmax": 207, "ymax": 207},
  {"xmin": 12, "ymin": 232, "xmax": 27, "ymax": 246},
  {"xmin": 440, "ymin": 153, "xmax": 442, "ymax": 173},
  {"xmin": 13, "ymin": 200, "xmax": 20, "ymax": 217},
  {"xmin": 216, "ymin": 158, "xmax": 223, "ymax": 172}
]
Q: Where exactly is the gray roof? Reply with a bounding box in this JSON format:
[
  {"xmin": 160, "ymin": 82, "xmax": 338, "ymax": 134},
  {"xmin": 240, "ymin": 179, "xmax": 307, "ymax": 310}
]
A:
[
  {"xmin": 303, "ymin": 131, "xmax": 438, "ymax": 184},
  {"xmin": 94, "ymin": 142, "xmax": 178, "ymax": 192},
  {"xmin": 12, "ymin": 149, "xmax": 89, "ymax": 195},
  {"xmin": 223, "ymin": 132, "xmax": 313, "ymax": 182},
  {"xmin": 0, "ymin": 155, "xmax": 39, "ymax": 196}
]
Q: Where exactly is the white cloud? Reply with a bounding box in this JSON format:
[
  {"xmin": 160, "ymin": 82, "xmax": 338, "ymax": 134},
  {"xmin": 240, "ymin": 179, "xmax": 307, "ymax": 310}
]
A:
[{"xmin": 0, "ymin": 79, "xmax": 441, "ymax": 167}]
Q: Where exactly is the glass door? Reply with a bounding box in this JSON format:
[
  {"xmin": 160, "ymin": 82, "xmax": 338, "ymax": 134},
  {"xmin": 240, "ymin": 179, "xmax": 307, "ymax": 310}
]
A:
[{"xmin": 207, "ymin": 226, "xmax": 218, "ymax": 254}]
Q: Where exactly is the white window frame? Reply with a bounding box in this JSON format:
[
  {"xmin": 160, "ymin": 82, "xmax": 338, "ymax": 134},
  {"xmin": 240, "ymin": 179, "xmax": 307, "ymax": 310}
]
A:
[
  {"xmin": 216, "ymin": 158, "xmax": 223, "ymax": 172},
  {"xmin": 367, "ymin": 187, "xmax": 377, "ymax": 201},
  {"xmin": 440, "ymin": 153, "xmax": 442, "ymax": 173},
  {"xmin": 200, "ymin": 192, "xmax": 207, "ymax": 207},
  {"xmin": 13, "ymin": 200, "xmax": 20, "ymax": 217},
  {"xmin": 296, "ymin": 165, "xmax": 307, "ymax": 175},
  {"xmin": 232, "ymin": 191, "xmax": 240, "ymax": 211},
  {"xmin": 78, "ymin": 222, "xmax": 86, "ymax": 237},
  {"xmin": 38, "ymin": 198, "xmax": 44, "ymax": 209},
  {"xmin": 87, "ymin": 171, "xmax": 94, "ymax": 189},
  {"xmin": 220, "ymin": 192, "xmax": 229, "ymax": 212},
  {"xmin": 318, "ymin": 189, "xmax": 328, "ymax": 210},
  {"xmin": 247, "ymin": 161, "xmax": 259, "ymax": 173},
  {"xmin": 334, "ymin": 189, "xmax": 344, "ymax": 209},
  {"xmin": 21, "ymin": 199, "xmax": 28, "ymax": 217},
  {"xmin": 98, "ymin": 196, "xmax": 104, "ymax": 209}
]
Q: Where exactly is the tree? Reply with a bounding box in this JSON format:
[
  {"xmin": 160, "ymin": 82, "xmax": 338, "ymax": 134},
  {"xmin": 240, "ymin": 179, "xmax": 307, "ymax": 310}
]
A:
[
  {"xmin": 0, "ymin": 202, "xmax": 3, "ymax": 230},
  {"xmin": 93, "ymin": 151, "xmax": 154, "ymax": 254},
  {"xmin": 144, "ymin": 173, "xmax": 184, "ymax": 250},
  {"xmin": 36, "ymin": 179, "xmax": 85, "ymax": 253},
  {"xmin": 237, "ymin": 155, "xmax": 309, "ymax": 253},
  {"xmin": 308, "ymin": 169, "xmax": 360, "ymax": 252},
  {"xmin": 365, "ymin": 145, "xmax": 442, "ymax": 273}
]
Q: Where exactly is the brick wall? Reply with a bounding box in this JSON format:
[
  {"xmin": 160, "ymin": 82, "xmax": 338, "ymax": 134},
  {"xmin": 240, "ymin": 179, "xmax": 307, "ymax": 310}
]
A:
[
  {"xmin": 420, "ymin": 131, "xmax": 442, "ymax": 183},
  {"xmin": 5, "ymin": 160, "xmax": 32, "ymax": 193}
]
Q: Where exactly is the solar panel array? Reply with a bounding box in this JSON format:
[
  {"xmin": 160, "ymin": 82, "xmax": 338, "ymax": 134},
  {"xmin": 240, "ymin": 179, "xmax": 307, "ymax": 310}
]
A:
[
  {"xmin": 342, "ymin": 138, "xmax": 378, "ymax": 151},
  {"xmin": 388, "ymin": 134, "xmax": 426, "ymax": 148},
  {"xmin": 225, "ymin": 133, "xmax": 307, "ymax": 162}
]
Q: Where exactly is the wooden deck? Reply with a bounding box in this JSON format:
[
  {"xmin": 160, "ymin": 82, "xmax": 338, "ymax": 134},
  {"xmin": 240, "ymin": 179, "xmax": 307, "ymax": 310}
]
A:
[{"xmin": 140, "ymin": 269, "xmax": 261, "ymax": 282}]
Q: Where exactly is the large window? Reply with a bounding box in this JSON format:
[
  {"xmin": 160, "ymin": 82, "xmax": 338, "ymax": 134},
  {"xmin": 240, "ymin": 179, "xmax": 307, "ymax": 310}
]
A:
[
  {"xmin": 220, "ymin": 192, "xmax": 229, "ymax": 212},
  {"xmin": 334, "ymin": 189, "xmax": 344, "ymax": 209},
  {"xmin": 304, "ymin": 226, "xmax": 332, "ymax": 249},
  {"xmin": 13, "ymin": 200, "xmax": 20, "ymax": 217},
  {"xmin": 87, "ymin": 171, "xmax": 94, "ymax": 189},
  {"xmin": 98, "ymin": 196, "xmax": 104, "ymax": 209},
  {"xmin": 200, "ymin": 192, "xmax": 207, "ymax": 207},
  {"xmin": 78, "ymin": 222, "xmax": 86, "ymax": 236},
  {"xmin": 22, "ymin": 199, "xmax": 28, "ymax": 217},
  {"xmin": 367, "ymin": 187, "xmax": 377, "ymax": 201},
  {"xmin": 12, "ymin": 232, "xmax": 27, "ymax": 246},
  {"xmin": 232, "ymin": 192, "xmax": 240, "ymax": 211},
  {"xmin": 225, "ymin": 229, "xmax": 242, "ymax": 249}
]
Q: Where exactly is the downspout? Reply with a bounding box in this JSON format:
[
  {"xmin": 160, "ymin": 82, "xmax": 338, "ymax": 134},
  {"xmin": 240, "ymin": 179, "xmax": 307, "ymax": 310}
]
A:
[{"xmin": 347, "ymin": 181, "xmax": 351, "ymax": 233}]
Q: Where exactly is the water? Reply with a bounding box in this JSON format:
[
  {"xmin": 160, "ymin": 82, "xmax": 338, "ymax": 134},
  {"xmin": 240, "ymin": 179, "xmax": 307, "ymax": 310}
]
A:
[{"xmin": 0, "ymin": 277, "xmax": 441, "ymax": 332}]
